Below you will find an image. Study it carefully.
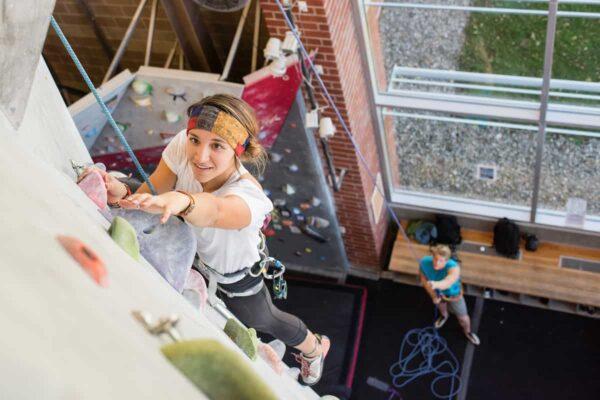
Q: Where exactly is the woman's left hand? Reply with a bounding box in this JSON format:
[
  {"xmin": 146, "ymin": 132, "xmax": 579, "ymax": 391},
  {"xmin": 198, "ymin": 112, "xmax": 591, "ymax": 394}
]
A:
[
  {"xmin": 428, "ymin": 280, "xmax": 440, "ymax": 290},
  {"xmin": 119, "ymin": 191, "xmax": 191, "ymax": 223}
]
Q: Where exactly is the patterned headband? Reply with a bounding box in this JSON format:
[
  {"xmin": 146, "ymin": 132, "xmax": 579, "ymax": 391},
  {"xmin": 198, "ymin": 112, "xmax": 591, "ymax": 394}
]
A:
[{"xmin": 187, "ymin": 105, "xmax": 250, "ymax": 156}]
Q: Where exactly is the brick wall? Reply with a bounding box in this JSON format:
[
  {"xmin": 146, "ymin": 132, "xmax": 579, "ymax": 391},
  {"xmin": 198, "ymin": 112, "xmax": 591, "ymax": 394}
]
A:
[
  {"xmin": 260, "ymin": 0, "xmax": 389, "ymax": 269},
  {"xmin": 44, "ymin": 0, "xmax": 267, "ymax": 98}
]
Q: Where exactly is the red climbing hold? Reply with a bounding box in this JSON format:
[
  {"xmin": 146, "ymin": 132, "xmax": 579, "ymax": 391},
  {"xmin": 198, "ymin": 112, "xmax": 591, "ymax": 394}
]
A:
[
  {"xmin": 57, "ymin": 235, "xmax": 108, "ymax": 287},
  {"xmin": 263, "ymin": 228, "xmax": 276, "ymax": 237}
]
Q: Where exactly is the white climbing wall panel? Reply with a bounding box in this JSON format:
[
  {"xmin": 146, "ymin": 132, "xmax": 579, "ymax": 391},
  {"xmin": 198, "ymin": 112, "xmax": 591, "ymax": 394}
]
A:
[
  {"xmin": 0, "ymin": 57, "xmax": 318, "ymax": 399},
  {"xmin": 2, "ymin": 59, "xmax": 91, "ymax": 178}
]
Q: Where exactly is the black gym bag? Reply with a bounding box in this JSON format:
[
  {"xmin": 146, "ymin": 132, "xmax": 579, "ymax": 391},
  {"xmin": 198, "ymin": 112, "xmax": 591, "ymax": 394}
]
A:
[
  {"xmin": 493, "ymin": 218, "xmax": 520, "ymax": 258},
  {"xmin": 435, "ymin": 214, "xmax": 462, "ymax": 246}
]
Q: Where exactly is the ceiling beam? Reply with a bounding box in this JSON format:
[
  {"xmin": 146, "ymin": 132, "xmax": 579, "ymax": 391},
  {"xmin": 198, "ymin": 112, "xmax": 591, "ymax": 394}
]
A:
[{"xmin": 159, "ymin": 0, "xmax": 222, "ymax": 72}]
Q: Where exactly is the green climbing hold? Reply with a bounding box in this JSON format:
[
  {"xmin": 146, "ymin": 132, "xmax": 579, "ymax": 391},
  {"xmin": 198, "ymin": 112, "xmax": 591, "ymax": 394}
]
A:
[
  {"xmin": 162, "ymin": 339, "xmax": 277, "ymax": 400},
  {"xmin": 223, "ymin": 318, "xmax": 259, "ymax": 361},
  {"xmin": 109, "ymin": 216, "xmax": 140, "ymax": 260}
]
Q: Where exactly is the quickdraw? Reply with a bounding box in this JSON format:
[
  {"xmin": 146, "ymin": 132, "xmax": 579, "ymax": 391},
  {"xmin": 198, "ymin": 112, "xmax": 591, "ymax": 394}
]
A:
[
  {"xmin": 250, "ymin": 256, "xmax": 288, "ymax": 300},
  {"xmin": 251, "ymin": 232, "xmax": 288, "ymax": 300}
]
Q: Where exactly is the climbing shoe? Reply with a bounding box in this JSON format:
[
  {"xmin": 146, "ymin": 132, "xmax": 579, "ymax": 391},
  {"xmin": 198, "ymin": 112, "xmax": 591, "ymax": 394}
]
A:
[
  {"xmin": 466, "ymin": 332, "xmax": 480, "ymax": 346},
  {"xmin": 434, "ymin": 314, "xmax": 448, "ymax": 329},
  {"xmin": 294, "ymin": 334, "xmax": 330, "ymax": 386}
]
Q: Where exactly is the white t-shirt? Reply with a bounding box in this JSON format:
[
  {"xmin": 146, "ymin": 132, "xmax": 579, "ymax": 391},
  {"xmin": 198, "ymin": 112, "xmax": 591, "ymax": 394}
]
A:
[{"xmin": 162, "ymin": 130, "xmax": 273, "ymax": 275}]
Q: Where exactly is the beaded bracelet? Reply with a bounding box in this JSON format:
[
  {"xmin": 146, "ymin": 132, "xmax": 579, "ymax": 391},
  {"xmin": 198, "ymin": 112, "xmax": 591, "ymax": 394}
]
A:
[{"xmin": 176, "ymin": 190, "xmax": 196, "ymax": 217}]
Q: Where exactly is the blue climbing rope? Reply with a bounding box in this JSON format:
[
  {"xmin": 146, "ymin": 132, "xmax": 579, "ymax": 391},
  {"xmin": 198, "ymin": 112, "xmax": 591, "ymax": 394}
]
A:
[
  {"xmin": 389, "ymin": 306, "xmax": 462, "ymax": 399},
  {"xmin": 49, "ymin": 16, "xmax": 156, "ymax": 195}
]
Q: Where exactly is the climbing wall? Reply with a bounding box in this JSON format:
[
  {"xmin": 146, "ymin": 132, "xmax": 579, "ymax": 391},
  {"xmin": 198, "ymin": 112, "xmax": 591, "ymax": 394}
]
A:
[
  {"xmin": 260, "ymin": 93, "xmax": 349, "ymax": 277},
  {"xmin": 68, "ymin": 69, "xmax": 134, "ymax": 149},
  {"xmin": 0, "ymin": 58, "xmax": 319, "ymax": 399},
  {"xmin": 0, "ymin": 0, "xmax": 55, "ymax": 129},
  {"xmin": 81, "ymin": 67, "xmax": 244, "ymax": 173}
]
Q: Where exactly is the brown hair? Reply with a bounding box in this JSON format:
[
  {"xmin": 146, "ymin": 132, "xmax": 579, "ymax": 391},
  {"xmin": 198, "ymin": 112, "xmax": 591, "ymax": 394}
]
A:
[
  {"xmin": 187, "ymin": 93, "xmax": 267, "ymax": 174},
  {"xmin": 430, "ymin": 244, "xmax": 452, "ymax": 259}
]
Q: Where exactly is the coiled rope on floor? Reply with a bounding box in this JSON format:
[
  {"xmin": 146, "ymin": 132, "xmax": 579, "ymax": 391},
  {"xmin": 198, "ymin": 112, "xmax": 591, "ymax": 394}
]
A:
[
  {"xmin": 272, "ymin": 2, "xmax": 463, "ymax": 398},
  {"xmin": 389, "ymin": 308, "xmax": 461, "ymax": 399},
  {"xmin": 50, "ymin": 16, "xmax": 156, "ymax": 194}
]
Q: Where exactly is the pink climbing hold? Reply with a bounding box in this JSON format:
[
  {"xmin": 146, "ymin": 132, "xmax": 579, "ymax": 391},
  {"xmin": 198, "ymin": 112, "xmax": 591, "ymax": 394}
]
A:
[
  {"xmin": 78, "ymin": 170, "xmax": 108, "ymax": 210},
  {"xmin": 183, "ymin": 269, "xmax": 208, "ymax": 311},
  {"xmin": 258, "ymin": 343, "xmax": 284, "ymax": 375}
]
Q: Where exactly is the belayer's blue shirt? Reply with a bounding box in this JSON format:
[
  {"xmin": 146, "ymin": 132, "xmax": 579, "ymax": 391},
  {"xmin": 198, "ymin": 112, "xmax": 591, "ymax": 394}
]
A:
[{"xmin": 419, "ymin": 255, "xmax": 461, "ymax": 298}]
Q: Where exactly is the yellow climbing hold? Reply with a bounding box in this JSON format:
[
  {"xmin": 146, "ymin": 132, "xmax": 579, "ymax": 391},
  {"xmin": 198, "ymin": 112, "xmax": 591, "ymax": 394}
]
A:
[
  {"xmin": 162, "ymin": 339, "xmax": 277, "ymax": 400},
  {"xmin": 224, "ymin": 318, "xmax": 259, "ymax": 361},
  {"xmin": 109, "ymin": 216, "xmax": 140, "ymax": 261}
]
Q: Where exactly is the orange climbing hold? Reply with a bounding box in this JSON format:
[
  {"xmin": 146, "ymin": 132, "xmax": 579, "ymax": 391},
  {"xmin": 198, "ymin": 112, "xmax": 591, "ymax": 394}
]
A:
[{"xmin": 57, "ymin": 235, "xmax": 108, "ymax": 287}]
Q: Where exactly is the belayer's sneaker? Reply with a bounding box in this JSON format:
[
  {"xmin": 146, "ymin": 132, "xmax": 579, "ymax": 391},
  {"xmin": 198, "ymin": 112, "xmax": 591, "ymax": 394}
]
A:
[
  {"xmin": 294, "ymin": 334, "xmax": 331, "ymax": 386},
  {"xmin": 434, "ymin": 314, "xmax": 449, "ymax": 329},
  {"xmin": 466, "ymin": 332, "xmax": 480, "ymax": 346}
]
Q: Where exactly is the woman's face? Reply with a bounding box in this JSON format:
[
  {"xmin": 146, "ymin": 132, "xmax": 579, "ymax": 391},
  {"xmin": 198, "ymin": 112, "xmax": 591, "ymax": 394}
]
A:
[
  {"xmin": 186, "ymin": 128, "xmax": 236, "ymax": 184},
  {"xmin": 433, "ymin": 254, "xmax": 448, "ymax": 270}
]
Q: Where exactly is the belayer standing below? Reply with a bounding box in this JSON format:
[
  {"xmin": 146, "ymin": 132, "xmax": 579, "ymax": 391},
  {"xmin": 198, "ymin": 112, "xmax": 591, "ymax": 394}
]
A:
[
  {"xmin": 91, "ymin": 94, "xmax": 330, "ymax": 385},
  {"xmin": 419, "ymin": 244, "xmax": 480, "ymax": 345}
]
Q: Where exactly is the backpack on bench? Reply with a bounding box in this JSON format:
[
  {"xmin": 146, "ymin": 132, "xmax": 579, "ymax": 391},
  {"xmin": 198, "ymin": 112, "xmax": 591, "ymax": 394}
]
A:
[
  {"xmin": 435, "ymin": 214, "xmax": 462, "ymax": 246},
  {"xmin": 493, "ymin": 218, "xmax": 520, "ymax": 258}
]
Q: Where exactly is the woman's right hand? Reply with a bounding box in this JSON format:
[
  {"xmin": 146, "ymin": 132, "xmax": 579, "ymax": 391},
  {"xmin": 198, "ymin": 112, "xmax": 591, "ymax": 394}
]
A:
[
  {"xmin": 119, "ymin": 191, "xmax": 191, "ymax": 223},
  {"xmin": 79, "ymin": 167, "xmax": 128, "ymax": 203}
]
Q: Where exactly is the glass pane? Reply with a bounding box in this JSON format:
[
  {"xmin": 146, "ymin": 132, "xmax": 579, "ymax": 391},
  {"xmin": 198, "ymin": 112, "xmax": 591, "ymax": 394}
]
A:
[
  {"xmin": 365, "ymin": 1, "xmax": 548, "ymax": 100},
  {"xmin": 550, "ymin": 5, "xmax": 600, "ymax": 108},
  {"xmin": 460, "ymin": 1, "xmax": 548, "ymax": 77},
  {"xmin": 384, "ymin": 109, "xmax": 537, "ymax": 207},
  {"xmin": 538, "ymin": 131, "xmax": 600, "ymax": 229}
]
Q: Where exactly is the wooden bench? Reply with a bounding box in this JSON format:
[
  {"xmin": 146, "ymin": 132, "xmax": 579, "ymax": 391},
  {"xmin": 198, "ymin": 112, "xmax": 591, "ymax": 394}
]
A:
[{"xmin": 389, "ymin": 226, "xmax": 600, "ymax": 309}]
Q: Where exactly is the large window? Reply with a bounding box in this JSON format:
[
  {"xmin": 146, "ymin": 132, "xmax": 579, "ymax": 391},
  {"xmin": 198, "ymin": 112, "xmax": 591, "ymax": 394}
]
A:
[{"xmin": 358, "ymin": 0, "xmax": 600, "ymax": 232}]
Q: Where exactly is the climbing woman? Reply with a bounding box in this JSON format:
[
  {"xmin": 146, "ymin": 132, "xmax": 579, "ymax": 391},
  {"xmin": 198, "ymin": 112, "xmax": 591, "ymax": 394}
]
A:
[
  {"xmin": 419, "ymin": 244, "xmax": 480, "ymax": 346},
  {"xmin": 93, "ymin": 94, "xmax": 329, "ymax": 385}
]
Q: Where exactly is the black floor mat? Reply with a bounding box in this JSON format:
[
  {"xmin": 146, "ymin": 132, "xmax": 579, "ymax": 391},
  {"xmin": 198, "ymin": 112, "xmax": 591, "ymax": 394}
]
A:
[
  {"xmin": 347, "ymin": 277, "xmax": 600, "ymax": 400},
  {"xmin": 348, "ymin": 278, "xmax": 470, "ymax": 400},
  {"xmin": 467, "ymin": 299, "xmax": 600, "ymax": 400},
  {"xmin": 264, "ymin": 276, "xmax": 366, "ymax": 398}
]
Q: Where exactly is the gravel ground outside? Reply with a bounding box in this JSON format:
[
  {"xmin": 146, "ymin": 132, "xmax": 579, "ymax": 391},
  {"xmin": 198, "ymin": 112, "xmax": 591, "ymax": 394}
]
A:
[{"xmin": 378, "ymin": 3, "xmax": 600, "ymax": 215}]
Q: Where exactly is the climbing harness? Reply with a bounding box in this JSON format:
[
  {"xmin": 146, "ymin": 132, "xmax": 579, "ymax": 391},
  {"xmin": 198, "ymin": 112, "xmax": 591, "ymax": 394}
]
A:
[
  {"xmin": 196, "ymin": 232, "xmax": 288, "ymax": 301},
  {"xmin": 50, "ymin": 16, "xmax": 156, "ymax": 194}
]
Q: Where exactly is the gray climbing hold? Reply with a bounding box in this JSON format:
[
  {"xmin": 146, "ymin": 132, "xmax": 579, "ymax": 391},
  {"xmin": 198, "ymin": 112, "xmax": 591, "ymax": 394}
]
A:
[{"xmin": 111, "ymin": 209, "xmax": 196, "ymax": 292}]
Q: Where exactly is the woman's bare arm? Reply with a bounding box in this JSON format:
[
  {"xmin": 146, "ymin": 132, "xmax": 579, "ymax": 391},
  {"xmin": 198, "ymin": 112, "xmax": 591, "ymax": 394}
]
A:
[
  {"xmin": 420, "ymin": 272, "xmax": 439, "ymax": 301},
  {"xmin": 119, "ymin": 188, "xmax": 253, "ymax": 230},
  {"xmin": 182, "ymin": 193, "xmax": 252, "ymax": 230},
  {"xmin": 135, "ymin": 158, "xmax": 177, "ymax": 195}
]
